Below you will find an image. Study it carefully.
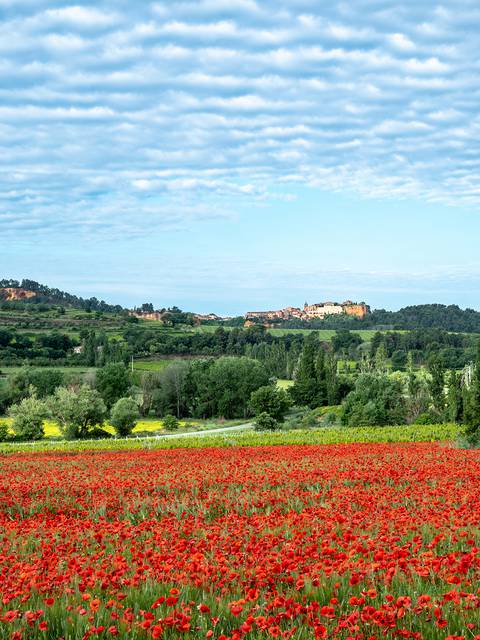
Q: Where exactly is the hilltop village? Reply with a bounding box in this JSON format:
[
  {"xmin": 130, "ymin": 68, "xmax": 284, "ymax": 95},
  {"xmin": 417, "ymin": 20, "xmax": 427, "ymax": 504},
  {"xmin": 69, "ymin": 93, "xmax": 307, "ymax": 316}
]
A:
[
  {"xmin": 129, "ymin": 300, "xmax": 370, "ymax": 325},
  {"xmin": 244, "ymin": 300, "xmax": 370, "ymax": 325},
  {"xmin": 0, "ymin": 283, "xmax": 369, "ymax": 327}
]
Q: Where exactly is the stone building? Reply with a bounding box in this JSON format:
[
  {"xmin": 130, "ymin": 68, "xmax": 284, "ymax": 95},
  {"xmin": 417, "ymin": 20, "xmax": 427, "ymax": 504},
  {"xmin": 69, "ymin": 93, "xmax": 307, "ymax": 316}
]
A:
[{"xmin": 303, "ymin": 302, "xmax": 344, "ymax": 318}]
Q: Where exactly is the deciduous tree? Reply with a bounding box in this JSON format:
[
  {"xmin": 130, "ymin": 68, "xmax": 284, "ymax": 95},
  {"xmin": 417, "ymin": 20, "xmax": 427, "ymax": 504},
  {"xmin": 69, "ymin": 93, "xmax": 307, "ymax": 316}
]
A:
[
  {"xmin": 110, "ymin": 397, "xmax": 138, "ymax": 436},
  {"xmin": 9, "ymin": 394, "xmax": 46, "ymax": 441},
  {"xmin": 48, "ymin": 386, "xmax": 107, "ymax": 439},
  {"xmin": 95, "ymin": 363, "xmax": 131, "ymax": 409},
  {"xmin": 250, "ymin": 385, "xmax": 291, "ymax": 422}
]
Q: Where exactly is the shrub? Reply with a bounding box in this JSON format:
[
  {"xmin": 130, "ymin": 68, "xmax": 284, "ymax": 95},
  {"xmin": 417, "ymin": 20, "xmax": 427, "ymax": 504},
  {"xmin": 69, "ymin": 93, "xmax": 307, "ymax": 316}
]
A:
[
  {"xmin": 414, "ymin": 411, "xmax": 443, "ymax": 425},
  {"xmin": 87, "ymin": 427, "xmax": 113, "ymax": 440},
  {"xmin": 300, "ymin": 406, "xmax": 342, "ymax": 429},
  {"xmin": 254, "ymin": 412, "xmax": 278, "ymax": 431},
  {"xmin": 300, "ymin": 407, "xmax": 325, "ymax": 429},
  {"xmin": 163, "ymin": 414, "xmax": 180, "ymax": 431},
  {"xmin": 0, "ymin": 420, "xmax": 9, "ymax": 442},
  {"xmin": 110, "ymin": 397, "xmax": 138, "ymax": 437},
  {"xmin": 250, "ymin": 385, "xmax": 291, "ymax": 422},
  {"xmin": 9, "ymin": 396, "xmax": 46, "ymax": 441},
  {"xmin": 323, "ymin": 411, "xmax": 339, "ymax": 426}
]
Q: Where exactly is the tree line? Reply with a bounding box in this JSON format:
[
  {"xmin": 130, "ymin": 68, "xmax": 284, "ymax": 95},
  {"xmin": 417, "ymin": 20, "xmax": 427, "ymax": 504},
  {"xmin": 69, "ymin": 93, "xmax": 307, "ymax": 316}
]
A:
[
  {"xmin": 1, "ymin": 357, "xmax": 282, "ymax": 441},
  {"xmin": 0, "ymin": 279, "xmax": 124, "ymax": 313},
  {"xmin": 232, "ymin": 304, "xmax": 480, "ymax": 334},
  {"xmin": 369, "ymin": 328, "xmax": 476, "ymax": 370},
  {"xmin": 0, "ymin": 329, "xmax": 76, "ymax": 364},
  {"xmin": 2, "ymin": 324, "xmax": 479, "ymax": 380},
  {"xmin": 5, "ymin": 336, "xmax": 480, "ymax": 442},
  {"xmin": 286, "ymin": 333, "xmax": 480, "ymax": 442}
]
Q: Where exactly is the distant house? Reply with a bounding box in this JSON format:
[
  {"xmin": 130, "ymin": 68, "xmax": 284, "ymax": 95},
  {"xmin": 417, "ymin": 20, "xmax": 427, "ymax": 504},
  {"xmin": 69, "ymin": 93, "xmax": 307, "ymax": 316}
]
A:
[
  {"xmin": 282, "ymin": 306, "xmax": 304, "ymax": 319},
  {"xmin": 245, "ymin": 310, "xmax": 283, "ymax": 321},
  {"xmin": 129, "ymin": 310, "xmax": 164, "ymax": 322},
  {"xmin": 194, "ymin": 313, "xmax": 223, "ymax": 322},
  {"xmin": 303, "ymin": 302, "xmax": 344, "ymax": 318}
]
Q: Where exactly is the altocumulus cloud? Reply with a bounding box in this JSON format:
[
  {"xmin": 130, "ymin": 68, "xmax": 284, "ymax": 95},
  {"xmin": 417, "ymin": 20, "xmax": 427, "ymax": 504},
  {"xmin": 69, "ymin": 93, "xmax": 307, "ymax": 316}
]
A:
[{"xmin": 1, "ymin": 0, "xmax": 480, "ymax": 237}]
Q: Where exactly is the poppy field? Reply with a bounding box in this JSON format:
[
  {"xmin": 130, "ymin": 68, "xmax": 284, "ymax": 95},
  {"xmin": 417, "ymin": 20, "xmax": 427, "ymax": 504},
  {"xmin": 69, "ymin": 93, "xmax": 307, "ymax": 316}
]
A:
[{"xmin": 1, "ymin": 442, "xmax": 479, "ymax": 640}]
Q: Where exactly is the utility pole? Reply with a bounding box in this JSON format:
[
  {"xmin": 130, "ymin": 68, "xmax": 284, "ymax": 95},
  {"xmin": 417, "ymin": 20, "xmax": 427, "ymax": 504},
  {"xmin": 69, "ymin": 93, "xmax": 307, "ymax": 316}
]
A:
[{"xmin": 131, "ymin": 355, "xmax": 134, "ymax": 374}]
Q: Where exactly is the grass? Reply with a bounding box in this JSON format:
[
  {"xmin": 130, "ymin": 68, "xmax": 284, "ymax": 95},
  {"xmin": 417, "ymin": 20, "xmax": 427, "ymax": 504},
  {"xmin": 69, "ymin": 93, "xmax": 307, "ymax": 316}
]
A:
[
  {"xmin": 277, "ymin": 379, "xmax": 294, "ymax": 389},
  {"xmin": 337, "ymin": 359, "xmax": 358, "ymax": 372},
  {"xmin": 0, "ymin": 365, "xmax": 95, "ymax": 378},
  {"xmin": 132, "ymin": 359, "xmax": 173, "ymax": 372},
  {"xmin": 0, "ymin": 360, "xmax": 184, "ymax": 379},
  {"xmin": 0, "ymin": 423, "xmax": 463, "ymax": 454}
]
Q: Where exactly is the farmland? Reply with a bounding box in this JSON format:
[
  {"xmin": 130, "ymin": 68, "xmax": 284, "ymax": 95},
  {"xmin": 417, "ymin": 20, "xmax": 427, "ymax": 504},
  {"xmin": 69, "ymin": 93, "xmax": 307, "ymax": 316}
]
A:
[
  {"xmin": 0, "ymin": 441, "xmax": 479, "ymax": 639},
  {"xmin": 193, "ymin": 325, "xmax": 384, "ymax": 341}
]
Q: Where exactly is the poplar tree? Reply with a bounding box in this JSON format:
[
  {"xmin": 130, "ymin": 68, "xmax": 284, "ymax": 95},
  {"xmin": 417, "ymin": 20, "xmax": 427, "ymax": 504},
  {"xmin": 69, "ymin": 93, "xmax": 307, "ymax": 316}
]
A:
[
  {"xmin": 315, "ymin": 348, "xmax": 327, "ymax": 406},
  {"xmin": 325, "ymin": 352, "xmax": 339, "ymax": 405},
  {"xmin": 447, "ymin": 370, "xmax": 463, "ymax": 424},
  {"xmin": 427, "ymin": 354, "xmax": 446, "ymax": 416},
  {"xmin": 465, "ymin": 343, "xmax": 480, "ymax": 436},
  {"xmin": 374, "ymin": 343, "xmax": 388, "ymax": 374},
  {"xmin": 406, "ymin": 352, "xmax": 418, "ymax": 398},
  {"xmin": 84, "ymin": 330, "xmax": 97, "ymax": 367},
  {"xmin": 290, "ymin": 336, "xmax": 319, "ymax": 408}
]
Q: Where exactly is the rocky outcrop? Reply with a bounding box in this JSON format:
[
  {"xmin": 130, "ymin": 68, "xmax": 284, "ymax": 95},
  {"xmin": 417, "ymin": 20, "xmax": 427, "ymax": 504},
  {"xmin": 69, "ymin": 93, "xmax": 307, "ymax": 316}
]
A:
[
  {"xmin": 0, "ymin": 287, "xmax": 37, "ymax": 301},
  {"xmin": 342, "ymin": 303, "xmax": 370, "ymax": 319}
]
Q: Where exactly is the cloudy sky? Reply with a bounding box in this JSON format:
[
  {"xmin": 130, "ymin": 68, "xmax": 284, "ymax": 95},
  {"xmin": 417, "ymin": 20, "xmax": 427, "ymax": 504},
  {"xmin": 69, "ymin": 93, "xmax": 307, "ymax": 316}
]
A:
[{"xmin": 1, "ymin": 0, "xmax": 480, "ymax": 314}]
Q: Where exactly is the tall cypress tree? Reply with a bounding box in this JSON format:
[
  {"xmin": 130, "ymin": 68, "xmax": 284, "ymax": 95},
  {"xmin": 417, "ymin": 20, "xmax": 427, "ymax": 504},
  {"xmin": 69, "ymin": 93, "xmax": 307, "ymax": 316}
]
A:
[
  {"xmin": 374, "ymin": 343, "xmax": 388, "ymax": 374},
  {"xmin": 290, "ymin": 336, "xmax": 319, "ymax": 407},
  {"xmin": 325, "ymin": 351, "xmax": 339, "ymax": 406},
  {"xmin": 427, "ymin": 353, "xmax": 446, "ymax": 416},
  {"xmin": 84, "ymin": 330, "xmax": 96, "ymax": 367},
  {"xmin": 447, "ymin": 370, "xmax": 463, "ymax": 423},
  {"xmin": 465, "ymin": 343, "xmax": 480, "ymax": 435},
  {"xmin": 406, "ymin": 352, "xmax": 418, "ymax": 398},
  {"xmin": 315, "ymin": 348, "xmax": 327, "ymax": 406}
]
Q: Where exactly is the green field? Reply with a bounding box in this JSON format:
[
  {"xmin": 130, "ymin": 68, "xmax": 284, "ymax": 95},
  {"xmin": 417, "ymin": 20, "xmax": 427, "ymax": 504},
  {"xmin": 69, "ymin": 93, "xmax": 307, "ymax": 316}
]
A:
[
  {"xmin": 0, "ymin": 365, "xmax": 95, "ymax": 379},
  {"xmin": 0, "ymin": 359, "xmax": 196, "ymax": 381},
  {"xmin": 195, "ymin": 325, "xmax": 389, "ymax": 341},
  {"xmin": 0, "ymin": 423, "xmax": 463, "ymax": 454},
  {"xmin": 132, "ymin": 359, "xmax": 173, "ymax": 372}
]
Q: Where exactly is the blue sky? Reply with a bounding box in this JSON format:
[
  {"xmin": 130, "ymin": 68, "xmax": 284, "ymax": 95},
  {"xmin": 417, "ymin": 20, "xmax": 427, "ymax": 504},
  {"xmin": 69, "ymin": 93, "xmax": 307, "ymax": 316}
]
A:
[{"xmin": 1, "ymin": 0, "xmax": 480, "ymax": 315}]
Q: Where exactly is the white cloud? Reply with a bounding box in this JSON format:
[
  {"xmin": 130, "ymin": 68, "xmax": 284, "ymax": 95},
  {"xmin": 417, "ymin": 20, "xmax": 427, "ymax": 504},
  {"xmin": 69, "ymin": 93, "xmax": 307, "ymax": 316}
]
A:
[
  {"xmin": 43, "ymin": 33, "xmax": 90, "ymax": 51},
  {"xmin": 159, "ymin": 20, "xmax": 238, "ymax": 37},
  {"xmin": 403, "ymin": 56, "xmax": 450, "ymax": 73},
  {"xmin": 43, "ymin": 6, "xmax": 118, "ymax": 28},
  {"xmin": 428, "ymin": 109, "xmax": 461, "ymax": 121},
  {"xmin": 0, "ymin": 0, "xmax": 480, "ymax": 240},
  {"xmin": 388, "ymin": 32, "xmax": 416, "ymax": 51}
]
